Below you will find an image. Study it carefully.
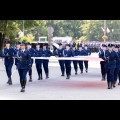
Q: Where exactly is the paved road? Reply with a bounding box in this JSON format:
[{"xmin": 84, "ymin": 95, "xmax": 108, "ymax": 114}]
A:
[{"xmin": 0, "ymin": 53, "xmax": 120, "ymax": 100}]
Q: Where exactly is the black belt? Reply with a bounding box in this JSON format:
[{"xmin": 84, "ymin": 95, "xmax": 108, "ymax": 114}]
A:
[{"xmin": 106, "ymin": 60, "xmax": 116, "ymax": 62}]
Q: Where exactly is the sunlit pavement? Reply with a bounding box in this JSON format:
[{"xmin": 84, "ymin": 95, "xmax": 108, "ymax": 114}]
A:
[{"xmin": 0, "ymin": 53, "xmax": 120, "ymax": 100}]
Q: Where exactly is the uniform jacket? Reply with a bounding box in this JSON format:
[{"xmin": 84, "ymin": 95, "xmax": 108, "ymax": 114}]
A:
[
  {"xmin": 42, "ymin": 49, "xmax": 53, "ymax": 62},
  {"xmin": 1, "ymin": 47, "xmax": 15, "ymax": 65},
  {"xmin": 105, "ymin": 50, "xmax": 117, "ymax": 69},
  {"xmin": 17, "ymin": 50, "xmax": 31, "ymax": 69},
  {"xmin": 34, "ymin": 48, "xmax": 44, "ymax": 63},
  {"xmin": 83, "ymin": 48, "xmax": 91, "ymax": 56}
]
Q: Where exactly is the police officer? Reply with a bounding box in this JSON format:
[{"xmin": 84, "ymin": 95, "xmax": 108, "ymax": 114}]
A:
[
  {"xmin": 26, "ymin": 42, "xmax": 35, "ymax": 82},
  {"xmin": 77, "ymin": 40, "xmax": 82, "ymax": 49},
  {"xmin": 42, "ymin": 43, "xmax": 53, "ymax": 79},
  {"xmin": 72, "ymin": 41, "xmax": 76, "ymax": 47},
  {"xmin": 34, "ymin": 43, "xmax": 43, "ymax": 80},
  {"xmin": 99, "ymin": 44, "xmax": 107, "ymax": 81},
  {"xmin": 63, "ymin": 44, "xmax": 74, "ymax": 79},
  {"xmin": 83, "ymin": 45, "xmax": 91, "ymax": 73},
  {"xmin": 55, "ymin": 43, "xmax": 65, "ymax": 76},
  {"xmin": 77, "ymin": 45, "xmax": 85, "ymax": 74},
  {"xmin": 105, "ymin": 44, "xmax": 117, "ymax": 89},
  {"xmin": 72, "ymin": 44, "xmax": 78, "ymax": 75},
  {"xmin": 1, "ymin": 40, "xmax": 15, "ymax": 85},
  {"xmin": 113, "ymin": 45, "xmax": 120, "ymax": 87},
  {"xmin": 118, "ymin": 45, "xmax": 120, "ymax": 85},
  {"xmin": 14, "ymin": 41, "xmax": 21, "ymax": 69},
  {"xmin": 17, "ymin": 42, "xmax": 31, "ymax": 92}
]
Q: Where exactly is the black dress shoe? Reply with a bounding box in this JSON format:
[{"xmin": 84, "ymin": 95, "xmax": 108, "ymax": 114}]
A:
[
  {"xmin": 20, "ymin": 88, "xmax": 25, "ymax": 92},
  {"xmin": 118, "ymin": 82, "xmax": 120, "ymax": 85},
  {"xmin": 46, "ymin": 76, "xmax": 49, "ymax": 79},
  {"xmin": 29, "ymin": 79, "xmax": 32, "ymax": 82},
  {"xmin": 7, "ymin": 80, "xmax": 9, "ymax": 84},
  {"xmin": 75, "ymin": 72, "xmax": 77, "ymax": 75},
  {"xmin": 113, "ymin": 84, "xmax": 116, "ymax": 88},
  {"xmin": 40, "ymin": 76, "xmax": 43, "ymax": 80},
  {"xmin": 81, "ymin": 71, "xmax": 83, "ymax": 74},
  {"xmin": 66, "ymin": 75, "xmax": 70, "ymax": 79},
  {"xmin": 107, "ymin": 82, "xmax": 112, "ymax": 89},
  {"xmin": 38, "ymin": 77, "xmax": 40, "ymax": 80},
  {"xmin": 29, "ymin": 76, "xmax": 32, "ymax": 82},
  {"xmin": 8, "ymin": 80, "xmax": 12, "ymax": 85},
  {"xmin": 101, "ymin": 78, "xmax": 105, "ymax": 81},
  {"xmin": 7, "ymin": 78, "xmax": 11, "ymax": 84},
  {"xmin": 61, "ymin": 74, "xmax": 65, "ymax": 76},
  {"xmin": 86, "ymin": 70, "xmax": 88, "ymax": 73}
]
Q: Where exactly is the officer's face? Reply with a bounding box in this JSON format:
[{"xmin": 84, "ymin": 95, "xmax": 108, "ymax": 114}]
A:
[
  {"xmin": 66, "ymin": 46, "xmax": 70, "ymax": 50},
  {"xmin": 108, "ymin": 47, "xmax": 113, "ymax": 51},
  {"xmin": 114, "ymin": 48, "xmax": 118, "ymax": 52},
  {"xmin": 59, "ymin": 45, "xmax": 62, "ymax": 49},
  {"xmin": 112, "ymin": 46, "xmax": 115, "ymax": 49},
  {"xmin": 21, "ymin": 45, "xmax": 25, "ymax": 50},
  {"xmin": 73, "ymin": 47, "xmax": 75, "ymax": 50},
  {"xmin": 6, "ymin": 43, "xmax": 10, "ymax": 48},
  {"xmin": 27, "ymin": 45, "xmax": 31, "ymax": 49},
  {"xmin": 16, "ymin": 45, "xmax": 20, "ymax": 49},
  {"xmin": 36, "ymin": 45, "xmax": 40, "ymax": 49},
  {"xmin": 102, "ymin": 47, "xmax": 107, "ymax": 51},
  {"xmin": 79, "ymin": 47, "xmax": 82, "ymax": 50},
  {"xmin": 43, "ymin": 46, "xmax": 46, "ymax": 49}
]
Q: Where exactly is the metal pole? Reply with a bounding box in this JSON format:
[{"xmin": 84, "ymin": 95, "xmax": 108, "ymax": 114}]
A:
[
  {"xmin": 23, "ymin": 20, "xmax": 24, "ymax": 36},
  {"xmin": 104, "ymin": 20, "xmax": 106, "ymax": 35},
  {"xmin": 104, "ymin": 20, "xmax": 106, "ymax": 42}
]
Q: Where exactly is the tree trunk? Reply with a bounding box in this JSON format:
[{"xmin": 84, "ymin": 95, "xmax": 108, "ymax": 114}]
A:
[{"xmin": 0, "ymin": 20, "xmax": 8, "ymax": 51}]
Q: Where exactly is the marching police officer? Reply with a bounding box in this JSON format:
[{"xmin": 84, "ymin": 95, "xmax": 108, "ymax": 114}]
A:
[
  {"xmin": 77, "ymin": 40, "xmax": 82, "ymax": 49},
  {"xmin": 34, "ymin": 43, "xmax": 43, "ymax": 80},
  {"xmin": 99, "ymin": 44, "xmax": 107, "ymax": 81},
  {"xmin": 72, "ymin": 41, "xmax": 76, "ymax": 47},
  {"xmin": 55, "ymin": 43, "xmax": 65, "ymax": 76},
  {"xmin": 72, "ymin": 44, "xmax": 78, "ymax": 75},
  {"xmin": 26, "ymin": 42, "xmax": 35, "ymax": 82},
  {"xmin": 77, "ymin": 45, "xmax": 85, "ymax": 74},
  {"xmin": 113, "ymin": 45, "xmax": 120, "ymax": 87},
  {"xmin": 63, "ymin": 44, "xmax": 74, "ymax": 79},
  {"xmin": 14, "ymin": 41, "xmax": 21, "ymax": 69},
  {"xmin": 16, "ymin": 42, "xmax": 31, "ymax": 92},
  {"xmin": 83, "ymin": 45, "xmax": 91, "ymax": 73},
  {"xmin": 1, "ymin": 40, "xmax": 15, "ymax": 85},
  {"xmin": 42, "ymin": 43, "xmax": 53, "ymax": 79},
  {"xmin": 105, "ymin": 44, "xmax": 117, "ymax": 89}
]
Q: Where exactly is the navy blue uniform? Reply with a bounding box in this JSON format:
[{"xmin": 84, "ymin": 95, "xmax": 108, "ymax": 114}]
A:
[
  {"xmin": 17, "ymin": 50, "xmax": 31, "ymax": 89},
  {"xmin": 105, "ymin": 50, "xmax": 117, "ymax": 88},
  {"xmin": 34, "ymin": 48, "xmax": 43, "ymax": 80},
  {"xmin": 77, "ymin": 43, "xmax": 82, "ymax": 49},
  {"xmin": 14, "ymin": 48, "xmax": 21, "ymax": 67},
  {"xmin": 56, "ymin": 48, "xmax": 65, "ymax": 76},
  {"xmin": 114, "ymin": 51, "xmax": 120, "ymax": 84},
  {"xmin": 72, "ymin": 42, "xmax": 76, "ymax": 47},
  {"xmin": 42, "ymin": 49, "xmax": 52, "ymax": 78},
  {"xmin": 63, "ymin": 49, "xmax": 73, "ymax": 79},
  {"xmin": 27, "ymin": 48, "xmax": 35, "ymax": 81},
  {"xmin": 1, "ymin": 47, "xmax": 15, "ymax": 83},
  {"xmin": 99, "ymin": 48, "xmax": 107, "ymax": 80},
  {"xmin": 77, "ymin": 49, "xmax": 85, "ymax": 73},
  {"xmin": 72, "ymin": 49, "xmax": 78, "ymax": 74},
  {"xmin": 83, "ymin": 48, "xmax": 91, "ymax": 72}
]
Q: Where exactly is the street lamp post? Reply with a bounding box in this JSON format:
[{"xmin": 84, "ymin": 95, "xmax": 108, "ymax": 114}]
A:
[
  {"xmin": 104, "ymin": 20, "xmax": 106, "ymax": 42},
  {"xmin": 23, "ymin": 20, "xmax": 24, "ymax": 36},
  {"xmin": 104, "ymin": 20, "xmax": 106, "ymax": 36}
]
